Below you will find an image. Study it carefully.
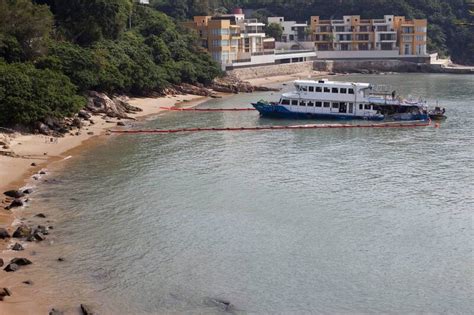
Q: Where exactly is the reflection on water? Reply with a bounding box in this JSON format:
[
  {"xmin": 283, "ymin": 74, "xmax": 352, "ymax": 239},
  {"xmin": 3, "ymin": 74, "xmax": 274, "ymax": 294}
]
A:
[{"xmin": 29, "ymin": 74, "xmax": 473, "ymax": 314}]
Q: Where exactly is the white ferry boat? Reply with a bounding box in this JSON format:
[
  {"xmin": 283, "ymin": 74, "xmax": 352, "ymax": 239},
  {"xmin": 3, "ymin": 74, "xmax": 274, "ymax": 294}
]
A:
[{"xmin": 252, "ymin": 79, "xmax": 429, "ymax": 121}]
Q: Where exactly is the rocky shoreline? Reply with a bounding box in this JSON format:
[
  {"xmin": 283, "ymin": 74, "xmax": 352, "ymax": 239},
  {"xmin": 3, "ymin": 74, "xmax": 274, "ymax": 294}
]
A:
[{"xmin": 0, "ymin": 76, "xmax": 279, "ymax": 314}]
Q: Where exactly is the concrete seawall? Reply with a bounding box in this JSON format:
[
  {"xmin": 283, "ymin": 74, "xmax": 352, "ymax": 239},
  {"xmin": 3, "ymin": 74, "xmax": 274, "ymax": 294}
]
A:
[
  {"xmin": 227, "ymin": 59, "xmax": 473, "ymax": 80},
  {"xmin": 227, "ymin": 61, "xmax": 314, "ymax": 80},
  {"xmin": 314, "ymin": 60, "xmax": 474, "ymax": 74}
]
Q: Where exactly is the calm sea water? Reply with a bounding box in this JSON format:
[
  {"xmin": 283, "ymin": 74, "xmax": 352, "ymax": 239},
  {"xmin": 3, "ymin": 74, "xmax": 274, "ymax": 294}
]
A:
[{"xmin": 30, "ymin": 74, "xmax": 473, "ymax": 314}]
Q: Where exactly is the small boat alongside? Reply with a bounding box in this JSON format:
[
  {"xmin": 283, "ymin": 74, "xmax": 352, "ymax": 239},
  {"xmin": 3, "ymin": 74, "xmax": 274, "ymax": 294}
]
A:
[
  {"xmin": 252, "ymin": 79, "xmax": 435, "ymax": 121},
  {"xmin": 428, "ymin": 107, "xmax": 447, "ymax": 120}
]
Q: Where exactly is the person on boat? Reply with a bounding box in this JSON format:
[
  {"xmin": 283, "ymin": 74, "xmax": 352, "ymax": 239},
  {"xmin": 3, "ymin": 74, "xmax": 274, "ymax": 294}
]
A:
[{"xmin": 442, "ymin": 108, "xmax": 446, "ymax": 114}]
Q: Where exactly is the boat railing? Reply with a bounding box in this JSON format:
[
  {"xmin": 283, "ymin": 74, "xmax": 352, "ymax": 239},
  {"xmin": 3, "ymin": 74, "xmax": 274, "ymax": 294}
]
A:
[{"xmin": 369, "ymin": 84, "xmax": 393, "ymax": 95}]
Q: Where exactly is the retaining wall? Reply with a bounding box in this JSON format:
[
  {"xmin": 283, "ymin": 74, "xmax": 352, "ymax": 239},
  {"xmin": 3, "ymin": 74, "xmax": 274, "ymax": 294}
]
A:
[{"xmin": 226, "ymin": 61, "xmax": 314, "ymax": 80}]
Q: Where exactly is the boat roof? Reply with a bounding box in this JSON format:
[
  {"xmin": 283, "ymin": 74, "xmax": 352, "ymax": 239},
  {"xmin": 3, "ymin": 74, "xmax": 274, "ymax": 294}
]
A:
[{"xmin": 294, "ymin": 79, "xmax": 371, "ymax": 88}]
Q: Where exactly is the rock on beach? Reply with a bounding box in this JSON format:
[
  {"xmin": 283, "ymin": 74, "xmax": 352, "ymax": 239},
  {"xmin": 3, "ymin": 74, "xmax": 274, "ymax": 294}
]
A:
[
  {"xmin": 0, "ymin": 228, "xmax": 10, "ymax": 239},
  {"xmin": 3, "ymin": 190, "xmax": 25, "ymax": 198}
]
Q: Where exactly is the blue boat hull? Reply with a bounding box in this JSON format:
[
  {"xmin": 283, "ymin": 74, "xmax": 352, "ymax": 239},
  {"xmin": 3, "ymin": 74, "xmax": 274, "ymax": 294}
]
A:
[
  {"xmin": 252, "ymin": 102, "xmax": 385, "ymax": 121},
  {"xmin": 251, "ymin": 102, "xmax": 429, "ymax": 121}
]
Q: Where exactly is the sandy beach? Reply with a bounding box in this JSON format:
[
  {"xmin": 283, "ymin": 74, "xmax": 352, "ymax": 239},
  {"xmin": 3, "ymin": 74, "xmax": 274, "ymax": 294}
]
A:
[
  {"xmin": 0, "ymin": 93, "xmax": 212, "ymax": 314},
  {"xmin": 0, "ymin": 72, "xmax": 324, "ymax": 314}
]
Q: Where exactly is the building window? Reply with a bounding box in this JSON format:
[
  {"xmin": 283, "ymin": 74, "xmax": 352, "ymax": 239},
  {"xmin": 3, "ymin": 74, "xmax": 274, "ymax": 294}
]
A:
[
  {"xmin": 332, "ymin": 88, "xmax": 338, "ymax": 93},
  {"xmin": 404, "ymin": 44, "xmax": 411, "ymax": 54},
  {"xmin": 359, "ymin": 26, "xmax": 369, "ymax": 32},
  {"xmin": 348, "ymin": 88, "xmax": 354, "ymax": 94},
  {"xmin": 416, "ymin": 35, "xmax": 425, "ymax": 41},
  {"xmin": 316, "ymin": 102, "xmax": 322, "ymax": 107},
  {"xmin": 341, "ymin": 43, "xmax": 350, "ymax": 51},
  {"xmin": 340, "ymin": 88, "xmax": 347, "ymax": 94},
  {"xmin": 381, "ymin": 43, "xmax": 393, "ymax": 50},
  {"xmin": 402, "ymin": 35, "xmax": 412, "ymax": 42},
  {"xmin": 358, "ymin": 43, "xmax": 369, "ymax": 50},
  {"xmin": 416, "ymin": 27, "xmax": 427, "ymax": 33},
  {"xmin": 335, "ymin": 26, "xmax": 345, "ymax": 32}
]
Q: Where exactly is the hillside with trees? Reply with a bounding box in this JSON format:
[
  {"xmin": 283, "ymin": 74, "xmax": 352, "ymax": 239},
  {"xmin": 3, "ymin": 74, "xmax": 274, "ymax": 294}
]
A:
[
  {"xmin": 0, "ymin": 0, "xmax": 221, "ymax": 127},
  {"xmin": 153, "ymin": 0, "xmax": 474, "ymax": 65}
]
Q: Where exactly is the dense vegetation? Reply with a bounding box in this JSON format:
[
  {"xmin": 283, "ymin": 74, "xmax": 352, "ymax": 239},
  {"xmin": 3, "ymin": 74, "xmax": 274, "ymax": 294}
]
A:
[
  {"xmin": 0, "ymin": 0, "xmax": 221, "ymax": 127},
  {"xmin": 154, "ymin": 0, "xmax": 474, "ymax": 65}
]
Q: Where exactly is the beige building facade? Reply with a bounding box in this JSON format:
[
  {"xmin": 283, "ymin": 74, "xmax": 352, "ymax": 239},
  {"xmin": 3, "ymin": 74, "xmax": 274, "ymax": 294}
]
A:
[{"xmin": 309, "ymin": 15, "xmax": 427, "ymax": 56}]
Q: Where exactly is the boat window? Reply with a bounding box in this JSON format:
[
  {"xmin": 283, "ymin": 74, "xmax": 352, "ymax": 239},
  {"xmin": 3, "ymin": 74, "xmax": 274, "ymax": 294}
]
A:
[
  {"xmin": 300, "ymin": 100, "xmax": 306, "ymax": 106},
  {"xmin": 292, "ymin": 100, "xmax": 298, "ymax": 106},
  {"xmin": 332, "ymin": 88, "xmax": 338, "ymax": 93},
  {"xmin": 340, "ymin": 88, "xmax": 347, "ymax": 94},
  {"xmin": 308, "ymin": 86, "xmax": 314, "ymax": 92},
  {"xmin": 301, "ymin": 86, "xmax": 308, "ymax": 92},
  {"xmin": 364, "ymin": 104, "xmax": 371, "ymax": 110},
  {"xmin": 316, "ymin": 101, "xmax": 322, "ymax": 107},
  {"xmin": 332, "ymin": 102, "xmax": 339, "ymax": 108},
  {"xmin": 348, "ymin": 88, "xmax": 354, "ymax": 94},
  {"xmin": 359, "ymin": 104, "xmax": 363, "ymax": 110},
  {"xmin": 323, "ymin": 102, "xmax": 330, "ymax": 107},
  {"xmin": 281, "ymin": 99, "xmax": 290, "ymax": 105},
  {"xmin": 324, "ymin": 87, "xmax": 330, "ymax": 93},
  {"xmin": 316, "ymin": 87, "xmax": 322, "ymax": 92},
  {"xmin": 307, "ymin": 101, "xmax": 314, "ymax": 107}
]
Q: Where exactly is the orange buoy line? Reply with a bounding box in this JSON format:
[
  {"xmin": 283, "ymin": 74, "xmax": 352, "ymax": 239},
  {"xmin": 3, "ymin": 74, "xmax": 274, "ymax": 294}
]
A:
[
  {"xmin": 160, "ymin": 107, "xmax": 256, "ymax": 112},
  {"xmin": 110, "ymin": 120, "xmax": 432, "ymax": 135}
]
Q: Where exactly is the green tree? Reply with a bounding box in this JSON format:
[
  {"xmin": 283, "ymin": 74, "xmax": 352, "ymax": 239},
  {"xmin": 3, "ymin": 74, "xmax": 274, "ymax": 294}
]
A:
[
  {"xmin": 54, "ymin": 0, "xmax": 132, "ymax": 45},
  {"xmin": 0, "ymin": 62, "xmax": 85, "ymax": 126},
  {"xmin": 0, "ymin": 0, "xmax": 53, "ymax": 60},
  {"xmin": 266, "ymin": 23, "xmax": 283, "ymax": 41}
]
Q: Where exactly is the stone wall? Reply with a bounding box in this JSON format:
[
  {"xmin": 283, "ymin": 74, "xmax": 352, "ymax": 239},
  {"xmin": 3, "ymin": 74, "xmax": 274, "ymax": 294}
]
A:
[
  {"xmin": 314, "ymin": 59, "xmax": 473, "ymax": 74},
  {"xmin": 227, "ymin": 61, "xmax": 314, "ymax": 80},
  {"xmin": 228, "ymin": 59, "xmax": 473, "ymax": 80}
]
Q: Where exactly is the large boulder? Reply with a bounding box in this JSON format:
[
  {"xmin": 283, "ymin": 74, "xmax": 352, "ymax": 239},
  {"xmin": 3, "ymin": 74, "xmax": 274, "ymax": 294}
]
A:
[
  {"xmin": 86, "ymin": 92, "xmax": 140, "ymax": 119},
  {"xmin": 78, "ymin": 110, "xmax": 92, "ymax": 120},
  {"xmin": 10, "ymin": 258, "xmax": 32, "ymax": 266},
  {"xmin": 4, "ymin": 263, "xmax": 19, "ymax": 272},
  {"xmin": 35, "ymin": 122, "xmax": 51, "ymax": 135},
  {"xmin": 72, "ymin": 118, "xmax": 83, "ymax": 129},
  {"xmin": 12, "ymin": 225, "xmax": 32, "ymax": 238},
  {"xmin": 3, "ymin": 190, "xmax": 24, "ymax": 198},
  {"xmin": 0, "ymin": 228, "xmax": 10, "ymax": 239},
  {"xmin": 5, "ymin": 199, "xmax": 24, "ymax": 210},
  {"xmin": 11, "ymin": 243, "xmax": 24, "ymax": 251}
]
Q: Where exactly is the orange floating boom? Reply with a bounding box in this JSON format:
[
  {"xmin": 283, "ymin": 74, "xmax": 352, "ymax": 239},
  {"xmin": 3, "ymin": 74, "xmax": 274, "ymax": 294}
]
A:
[
  {"xmin": 160, "ymin": 107, "xmax": 256, "ymax": 112},
  {"xmin": 110, "ymin": 120, "xmax": 432, "ymax": 135}
]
